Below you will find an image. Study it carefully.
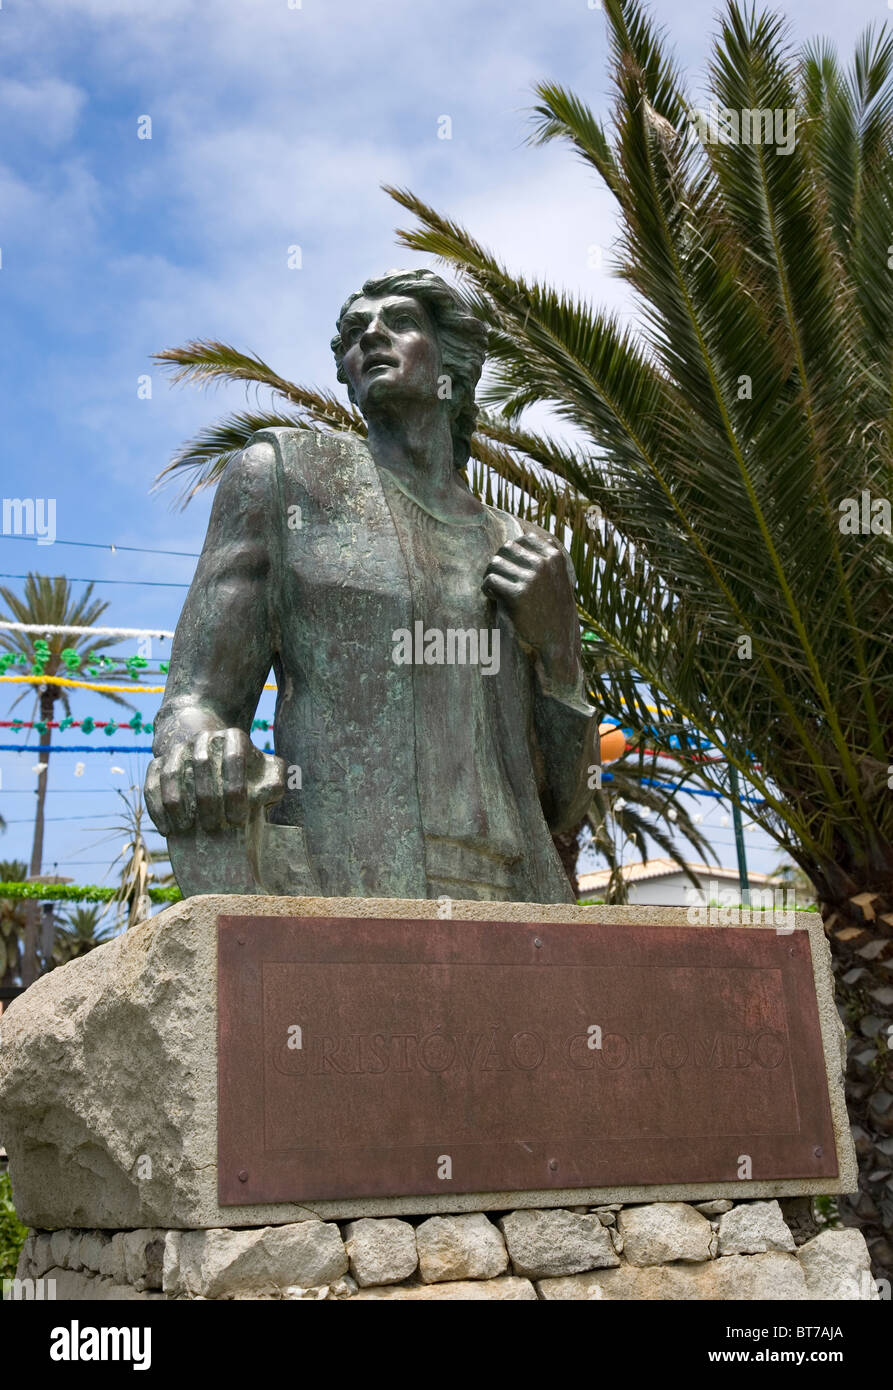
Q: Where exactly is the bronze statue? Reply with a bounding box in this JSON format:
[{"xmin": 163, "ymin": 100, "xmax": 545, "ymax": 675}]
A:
[{"xmin": 145, "ymin": 269, "xmax": 599, "ymax": 902}]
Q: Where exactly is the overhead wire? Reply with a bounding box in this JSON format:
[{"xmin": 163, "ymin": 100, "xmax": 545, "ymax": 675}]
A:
[
  {"xmin": 1, "ymin": 536, "xmax": 199, "ymax": 558},
  {"xmin": 0, "ymin": 573, "xmax": 190, "ymax": 588}
]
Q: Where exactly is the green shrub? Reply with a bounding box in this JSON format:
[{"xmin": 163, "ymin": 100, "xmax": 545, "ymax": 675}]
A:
[{"xmin": 0, "ymin": 1170, "xmax": 28, "ymax": 1288}]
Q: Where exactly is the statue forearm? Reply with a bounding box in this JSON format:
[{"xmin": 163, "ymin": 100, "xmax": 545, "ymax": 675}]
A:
[
  {"xmin": 536, "ymin": 645, "xmax": 587, "ymax": 707},
  {"xmin": 145, "ymin": 441, "xmax": 283, "ymax": 845},
  {"xmin": 152, "ymin": 581, "xmax": 274, "ymax": 761},
  {"xmin": 534, "ymin": 682, "xmax": 600, "ymax": 835},
  {"xmin": 152, "ymin": 440, "xmax": 279, "ymax": 761},
  {"xmin": 483, "ymin": 524, "xmax": 598, "ymax": 834}
]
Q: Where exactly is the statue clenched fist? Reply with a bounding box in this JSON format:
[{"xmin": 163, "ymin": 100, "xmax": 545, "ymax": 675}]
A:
[{"xmin": 144, "ymin": 729, "xmax": 285, "ymax": 836}]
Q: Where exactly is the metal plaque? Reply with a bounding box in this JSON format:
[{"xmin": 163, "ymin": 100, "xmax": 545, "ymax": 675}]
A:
[{"xmin": 217, "ymin": 916, "xmax": 837, "ymax": 1204}]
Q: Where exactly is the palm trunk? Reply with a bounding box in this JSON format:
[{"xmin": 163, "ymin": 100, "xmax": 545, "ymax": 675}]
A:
[
  {"xmin": 814, "ymin": 861, "xmax": 893, "ymax": 1284},
  {"xmin": 23, "ymin": 688, "xmax": 54, "ymax": 985},
  {"xmin": 552, "ymin": 827, "xmax": 893, "ymax": 1280},
  {"xmin": 552, "ymin": 824, "xmax": 583, "ymax": 897},
  {"xmin": 0, "ymin": 914, "xmax": 22, "ymax": 987}
]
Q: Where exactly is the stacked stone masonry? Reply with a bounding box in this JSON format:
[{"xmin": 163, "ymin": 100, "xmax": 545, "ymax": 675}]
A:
[{"xmin": 12, "ymin": 1200, "xmax": 883, "ymax": 1301}]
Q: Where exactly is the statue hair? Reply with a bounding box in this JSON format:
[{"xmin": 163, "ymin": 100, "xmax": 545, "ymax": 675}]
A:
[{"xmin": 331, "ymin": 268, "xmax": 486, "ymax": 470}]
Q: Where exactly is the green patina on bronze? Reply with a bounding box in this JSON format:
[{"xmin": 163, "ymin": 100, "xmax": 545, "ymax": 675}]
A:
[{"xmin": 145, "ymin": 269, "xmax": 599, "ymax": 902}]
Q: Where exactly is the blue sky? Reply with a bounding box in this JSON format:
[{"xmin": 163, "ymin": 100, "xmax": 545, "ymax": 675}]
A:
[{"xmin": 0, "ymin": 0, "xmax": 879, "ymax": 887}]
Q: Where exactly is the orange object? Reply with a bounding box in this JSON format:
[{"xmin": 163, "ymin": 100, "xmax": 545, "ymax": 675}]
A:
[{"xmin": 599, "ymin": 723, "xmax": 627, "ymax": 765}]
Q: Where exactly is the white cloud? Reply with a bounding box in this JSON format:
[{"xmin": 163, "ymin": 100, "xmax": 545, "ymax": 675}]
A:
[
  {"xmin": 0, "ymin": 158, "xmax": 101, "ymax": 262},
  {"xmin": 0, "ymin": 77, "xmax": 86, "ymax": 146}
]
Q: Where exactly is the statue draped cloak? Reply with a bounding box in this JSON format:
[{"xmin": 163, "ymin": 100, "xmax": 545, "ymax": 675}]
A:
[{"xmin": 152, "ymin": 428, "xmax": 599, "ymax": 904}]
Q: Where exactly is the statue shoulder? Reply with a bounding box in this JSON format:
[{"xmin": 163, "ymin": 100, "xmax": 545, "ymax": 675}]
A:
[
  {"xmin": 211, "ymin": 435, "xmax": 281, "ymax": 515},
  {"xmin": 216, "ymin": 428, "xmax": 359, "ymax": 496},
  {"xmin": 243, "ymin": 428, "xmax": 371, "ymax": 501},
  {"xmin": 236, "ymin": 434, "xmax": 278, "ymax": 470},
  {"xmin": 248, "ymin": 426, "xmax": 365, "ymax": 462}
]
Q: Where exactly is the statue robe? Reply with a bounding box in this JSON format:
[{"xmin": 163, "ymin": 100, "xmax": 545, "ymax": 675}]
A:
[{"xmin": 153, "ymin": 428, "xmax": 599, "ymax": 903}]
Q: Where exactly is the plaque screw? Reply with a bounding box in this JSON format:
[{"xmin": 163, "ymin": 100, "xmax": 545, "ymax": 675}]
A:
[
  {"xmin": 813, "ymin": 1146, "xmax": 823, "ymax": 1159},
  {"xmin": 548, "ymin": 1159, "xmax": 558, "ymax": 1171},
  {"xmin": 238, "ymin": 1169, "xmax": 249, "ymax": 1182},
  {"xmin": 534, "ymin": 938, "xmax": 543, "ymax": 949},
  {"xmin": 237, "ymin": 936, "xmax": 246, "ymax": 946}
]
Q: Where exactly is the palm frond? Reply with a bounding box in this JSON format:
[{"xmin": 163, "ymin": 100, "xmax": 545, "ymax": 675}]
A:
[{"xmin": 151, "ymin": 349, "xmax": 367, "ymax": 504}]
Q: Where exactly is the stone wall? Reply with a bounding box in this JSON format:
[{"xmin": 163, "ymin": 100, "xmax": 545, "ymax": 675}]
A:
[{"xmin": 12, "ymin": 1199, "xmax": 880, "ymax": 1301}]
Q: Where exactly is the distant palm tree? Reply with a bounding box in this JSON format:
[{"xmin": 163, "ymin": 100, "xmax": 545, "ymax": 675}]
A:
[
  {"xmin": 0, "ymin": 574, "xmax": 130, "ymax": 982},
  {"xmin": 0, "ymin": 860, "xmax": 28, "ymax": 987},
  {"xmin": 54, "ymin": 905, "xmax": 116, "ymax": 964},
  {"xmin": 104, "ymin": 784, "xmax": 171, "ymax": 931}
]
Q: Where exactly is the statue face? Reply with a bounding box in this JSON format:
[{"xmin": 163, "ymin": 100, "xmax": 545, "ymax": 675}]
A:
[{"xmin": 338, "ymin": 293, "xmax": 441, "ymax": 416}]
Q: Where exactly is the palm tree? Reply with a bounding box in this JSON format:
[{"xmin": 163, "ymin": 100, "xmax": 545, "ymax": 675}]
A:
[
  {"xmin": 769, "ymin": 856, "xmax": 816, "ymax": 909},
  {"xmin": 53, "ymin": 905, "xmax": 116, "ymax": 965},
  {"xmin": 104, "ymin": 783, "xmax": 170, "ymax": 931},
  {"xmin": 0, "ymin": 574, "xmax": 130, "ymax": 983},
  {"xmin": 381, "ymin": 1, "xmax": 893, "ymax": 1274},
  {"xmin": 550, "ymin": 747, "xmax": 714, "ymax": 899},
  {"xmin": 150, "ymin": 0, "xmax": 893, "ymax": 1273},
  {"xmin": 0, "ymin": 860, "xmax": 28, "ymax": 987},
  {"xmin": 583, "ymin": 773, "xmax": 707, "ymax": 903}
]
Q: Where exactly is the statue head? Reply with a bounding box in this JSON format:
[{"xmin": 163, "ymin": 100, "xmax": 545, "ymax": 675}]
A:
[{"xmin": 331, "ymin": 268, "xmax": 487, "ymax": 470}]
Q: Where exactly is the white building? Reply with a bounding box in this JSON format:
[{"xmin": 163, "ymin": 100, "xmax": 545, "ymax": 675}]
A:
[{"xmin": 577, "ymin": 858, "xmax": 814, "ymax": 908}]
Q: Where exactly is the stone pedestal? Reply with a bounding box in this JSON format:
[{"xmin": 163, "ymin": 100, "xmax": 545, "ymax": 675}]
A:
[{"xmin": 0, "ymin": 895, "xmax": 856, "ymax": 1233}]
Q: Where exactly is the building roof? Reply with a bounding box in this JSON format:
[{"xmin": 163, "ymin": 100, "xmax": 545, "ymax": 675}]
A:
[{"xmin": 577, "ymin": 858, "xmax": 778, "ymax": 893}]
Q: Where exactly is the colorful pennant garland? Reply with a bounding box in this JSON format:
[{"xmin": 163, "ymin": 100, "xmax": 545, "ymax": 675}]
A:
[{"xmin": 0, "ymin": 645, "xmax": 170, "ymax": 680}]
